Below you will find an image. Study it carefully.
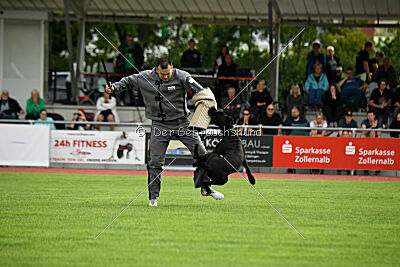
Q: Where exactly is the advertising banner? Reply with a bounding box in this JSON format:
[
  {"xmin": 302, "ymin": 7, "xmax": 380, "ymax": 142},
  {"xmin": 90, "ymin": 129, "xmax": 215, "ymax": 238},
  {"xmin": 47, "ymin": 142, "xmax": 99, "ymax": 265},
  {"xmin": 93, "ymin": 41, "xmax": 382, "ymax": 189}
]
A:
[
  {"xmin": 204, "ymin": 135, "xmax": 273, "ymax": 167},
  {"xmin": 50, "ymin": 130, "xmax": 146, "ymax": 164},
  {"xmin": 273, "ymin": 136, "xmax": 400, "ymax": 170},
  {"xmin": 0, "ymin": 124, "xmax": 50, "ymax": 167}
]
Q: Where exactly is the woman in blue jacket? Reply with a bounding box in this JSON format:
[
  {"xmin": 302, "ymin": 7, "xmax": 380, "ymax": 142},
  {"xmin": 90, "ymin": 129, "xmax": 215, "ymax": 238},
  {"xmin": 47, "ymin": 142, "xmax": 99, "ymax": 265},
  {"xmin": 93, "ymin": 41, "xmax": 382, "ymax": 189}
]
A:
[{"xmin": 305, "ymin": 63, "xmax": 329, "ymax": 110}]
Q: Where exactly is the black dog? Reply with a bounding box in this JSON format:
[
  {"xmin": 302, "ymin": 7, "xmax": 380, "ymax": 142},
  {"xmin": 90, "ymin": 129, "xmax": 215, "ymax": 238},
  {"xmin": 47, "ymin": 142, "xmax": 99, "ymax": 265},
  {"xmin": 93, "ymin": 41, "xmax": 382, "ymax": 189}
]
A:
[{"xmin": 193, "ymin": 107, "xmax": 255, "ymax": 192}]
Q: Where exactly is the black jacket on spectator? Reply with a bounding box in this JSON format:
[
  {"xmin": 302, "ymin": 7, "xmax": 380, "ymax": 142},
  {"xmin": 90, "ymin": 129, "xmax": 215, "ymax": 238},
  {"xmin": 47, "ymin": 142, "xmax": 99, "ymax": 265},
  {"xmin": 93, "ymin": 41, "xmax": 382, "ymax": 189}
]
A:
[
  {"xmin": 373, "ymin": 65, "xmax": 398, "ymax": 90},
  {"xmin": 389, "ymin": 119, "xmax": 400, "ymax": 138},
  {"xmin": 222, "ymin": 97, "xmax": 242, "ymax": 121},
  {"xmin": 322, "ymin": 90, "xmax": 343, "ymax": 124},
  {"xmin": 355, "ymin": 49, "xmax": 369, "ymax": 75},
  {"xmin": 0, "ymin": 97, "xmax": 22, "ymax": 115},
  {"xmin": 116, "ymin": 42, "xmax": 144, "ymax": 74},
  {"xmin": 181, "ymin": 49, "xmax": 202, "ymax": 68},
  {"xmin": 286, "ymin": 94, "xmax": 304, "ymax": 115},
  {"xmin": 258, "ymin": 113, "xmax": 283, "ymax": 135},
  {"xmin": 370, "ymin": 88, "xmax": 393, "ymax": 107},
  {"xmin": 250, "ymin": 90, "xmax": 273, "ymax": 108}
]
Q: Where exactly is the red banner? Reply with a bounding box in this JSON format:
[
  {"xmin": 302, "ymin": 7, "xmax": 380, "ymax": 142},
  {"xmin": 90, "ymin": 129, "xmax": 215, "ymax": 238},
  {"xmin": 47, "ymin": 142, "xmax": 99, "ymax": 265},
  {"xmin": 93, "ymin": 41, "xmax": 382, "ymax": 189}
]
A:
[{"xmin": 273, "ymin": 136, "xmax": 400, "ymax": 170}]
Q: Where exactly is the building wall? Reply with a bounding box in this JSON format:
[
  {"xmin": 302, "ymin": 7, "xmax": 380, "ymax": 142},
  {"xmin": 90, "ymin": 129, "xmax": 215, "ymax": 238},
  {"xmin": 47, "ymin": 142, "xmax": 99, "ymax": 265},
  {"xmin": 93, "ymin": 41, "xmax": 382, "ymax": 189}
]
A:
[{"xmin": 0, "ymin": 10, "xmax": 47, "ymax": 110}]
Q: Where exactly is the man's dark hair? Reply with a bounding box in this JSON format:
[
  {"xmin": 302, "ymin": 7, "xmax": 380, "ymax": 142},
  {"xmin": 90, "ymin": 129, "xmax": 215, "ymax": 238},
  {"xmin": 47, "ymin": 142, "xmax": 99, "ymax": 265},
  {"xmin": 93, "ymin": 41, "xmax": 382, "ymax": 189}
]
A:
[
  {"xmin": 188, "ymin": 39, "xmax": 195, "ymax": 44},
  {"xmin": 365, "ymin": 41, "xmax": 373, "ymax": 48},
  {"xmin": 346, "ymin": 67, "xmax": 354, "ymax": 72},
  {"xmin": 40, "ymin": 109, "xmax": 47, "ymax": 113},
  {"xmin": 379, "ymin": 78, "xmax": 387, "ymax": 86},
  {"xmin": 375, "ymin": 51, "xmax": 385, "ymax": 58},
  {"xmin": 156, "ymin": 57, "xmax": 172, "ymax": 69},
  {"xmin": 367, "ymin": 109, "xmax": 376, "ymax": 116}
]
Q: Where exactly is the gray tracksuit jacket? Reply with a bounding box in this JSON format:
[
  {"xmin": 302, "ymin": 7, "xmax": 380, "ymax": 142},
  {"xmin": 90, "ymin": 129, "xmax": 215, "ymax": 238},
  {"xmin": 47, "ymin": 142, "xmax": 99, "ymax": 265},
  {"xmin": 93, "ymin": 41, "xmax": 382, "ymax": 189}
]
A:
[{"xmin": 112, "ymin": 68, "xmax": 191, "ymax": 121}]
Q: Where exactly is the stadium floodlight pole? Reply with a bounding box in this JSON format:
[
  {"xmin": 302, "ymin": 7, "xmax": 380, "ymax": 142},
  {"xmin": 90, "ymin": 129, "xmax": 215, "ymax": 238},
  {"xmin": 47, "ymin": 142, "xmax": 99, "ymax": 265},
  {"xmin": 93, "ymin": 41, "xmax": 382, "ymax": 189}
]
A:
[
  {"xmin": 223, "ymin": 27, "xmax": 306, "ymax": 110},
  {"xmin": 94, "ymin": 27, "xmax": 177, "ymax": 110},
  {"xmin": 222, "ymin": 157, "xmax": 306, "ymax": 239},
  {"xmin": 94, "ymin": 158, "xmax": 177, "ymax": 240}
]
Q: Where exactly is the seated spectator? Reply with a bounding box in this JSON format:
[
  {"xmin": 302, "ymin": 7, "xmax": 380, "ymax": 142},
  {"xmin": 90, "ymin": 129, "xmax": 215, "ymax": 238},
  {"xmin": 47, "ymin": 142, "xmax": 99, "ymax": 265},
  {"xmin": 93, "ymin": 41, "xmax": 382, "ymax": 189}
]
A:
[
  {"xmin": 310, "ymin": 113, "xmax": 327, "ymax": 137},
  {"xmin": 283, "ymin": 106, "xmax": 308, "ymax": 136},
  {"xmin": 306, "ymin": 40, "xmax": 326, "ymax": 77},
  {"xmin": 236, "ymin": 109, "xmax": 256, "ymax": 134},
  {"xmin": 96, "ymin": 92, "xmax": 119, "ymax": 131},
  {"xmin": 325, "ymin": 46, "xmax": 342, "ymax": 84},
  {"xmin": 373, "ymin": 57, "xmax": 398, "ymax": 91},
  {"xmin": 69, "ymin": 109, "xmax": 91, "ymax": 131},
  {"xmin": 180, "ymin": 39, "xmax": 201, "ymax": 68},
  {"xmin": 369, "ymin": 79, "xmax": 392, "ymax": 128},
  {"xmin": 216, "ymin": 54, "xmax": 238, "ymax": 95},
  {"xmin": 368, "ymin": 51, "xmax": 384, "ymax": 80},
  {"xmin": 26, "ymin": 89, "xmax": 45, "ymax": 120},
  {"xmin": 222, "ymin": 87, "xmax": 242, "ymax": 121},
  {"xmin": 258, "ymin": 104, "xmax": 283, "ymax": 135},
  {"xmin": 0, "ymin": 90, "xmax": 24, "ymax": 119},
  {"xmin": 286, "ymin": 84, "xmax": 304, "ymax": 116},
  {"xmin": 389, "ymin": 112, "xmax": 400, "ymax": 138},
  {"xmin": 322, "ymin": 84, "xmax": 343, "ymax": 127},
  {"xmin": 337, "ymin": 67, "xmax": 367, "ymax": 110},
  {"xmin": 214, "ymin": 45, "xmax": 229, "ymax": 69},
  {"xmin": 338, "ymin": 110, "xmax": 358, "ymax": 137},
  {"xmin": 393, "ymin": 89, "xmax": 400, "ymax": 119},
  {"xmin": 250, "ymin": 79, "xmax": 273, "ymax": 121},
  {"xmin": 361, "ymin": 110, "xmax": 382, "ymax": 138},
  {"xmin": 355, "ymin": 41, "xmax": 373, "ymax": 82},
  {"xmin": 35, "ymin": 109, "xmax": 56, "ymax": 130},
  {"xmin": 305, "ymin": 63, "xmax": 329, "ymax": 110}
]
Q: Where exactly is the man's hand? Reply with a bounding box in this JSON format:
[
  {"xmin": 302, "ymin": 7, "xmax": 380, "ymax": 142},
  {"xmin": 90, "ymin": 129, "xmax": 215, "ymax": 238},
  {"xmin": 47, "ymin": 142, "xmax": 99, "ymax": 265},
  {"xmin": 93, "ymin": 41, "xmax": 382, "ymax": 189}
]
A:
[{"xmin": 105, "ymin": 84, "xmax": 114, "ymax": 94}]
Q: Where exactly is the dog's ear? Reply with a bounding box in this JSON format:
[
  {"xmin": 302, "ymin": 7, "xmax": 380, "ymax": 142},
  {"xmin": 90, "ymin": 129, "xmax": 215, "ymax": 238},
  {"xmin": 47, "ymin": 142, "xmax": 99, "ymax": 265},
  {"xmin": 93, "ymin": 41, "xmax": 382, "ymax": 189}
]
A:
[{"xmin": 208, "ymin": 107, "xmax": 217, "ymax": 116}]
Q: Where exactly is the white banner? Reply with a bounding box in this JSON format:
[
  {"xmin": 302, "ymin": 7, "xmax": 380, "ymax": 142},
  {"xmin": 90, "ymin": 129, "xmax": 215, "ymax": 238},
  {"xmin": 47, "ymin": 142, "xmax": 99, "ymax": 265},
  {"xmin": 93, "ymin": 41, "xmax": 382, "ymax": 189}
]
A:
[
  {"xmin": 50, "ymin": 130, "xmax": 146, "ymax": 164},
  {"xmin": 0, "ymin": 124, "xmax": 50, "ymax": 167}
]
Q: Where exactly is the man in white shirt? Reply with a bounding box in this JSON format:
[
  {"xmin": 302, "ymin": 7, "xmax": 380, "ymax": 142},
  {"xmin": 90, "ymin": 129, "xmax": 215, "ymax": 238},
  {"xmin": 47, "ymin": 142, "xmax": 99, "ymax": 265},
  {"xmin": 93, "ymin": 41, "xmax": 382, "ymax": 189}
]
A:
[{"xmin": 95, "ymin": 92, "xmax": 119, "ymax": 131}]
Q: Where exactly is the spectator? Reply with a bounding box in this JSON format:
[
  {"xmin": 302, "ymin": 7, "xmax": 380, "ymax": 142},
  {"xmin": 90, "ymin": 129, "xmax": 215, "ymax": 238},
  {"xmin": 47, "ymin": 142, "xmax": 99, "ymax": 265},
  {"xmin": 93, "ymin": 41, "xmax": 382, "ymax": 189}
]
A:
[
  {"xmin": 250, "ymin": 79, "xmax": 273, "ymax": 121},
  {"xmin": 361, "ymin": 110, "xmax": 382, "ymax": 138},
  {"xmin": 116, "ymin": 34, "xmax": 144, "ymax": 75},
  {"xmin": 215, "ymin": 54, "xmax": 238, "ymax": 106},
  {"xmin": 95, "ymin": 92, "xmax": 119, "ymax": 131},
  {"xmin": 306, "ymin": 40, "xmax": 326, "ymax": 77},
  {"xmin": 393, "ymin": 89, "xmax": 400, "ymax": 119},
  {"xmin": 236, "ymin": 109, "xmax": 256, "ymax": 134},
  {"xmin": 258, "ymin": 104, "xmax": 283, "ymax": 135},
  {"xmin": 310, "ymin": 113, "xmax": 327, "ymax": 137},
  {"xmin": 368, "ymin": 51, "xmax": 384, "ymax": 80},
  {"xmin": 389, "ymin": 112, "xmax": 400, "ymax": 138},
  {"xmin": 373, "ymin": 57, "xmax": 398, "ymax": 91},
  {"xmin": 337, "ymin": 67, "xmax": 367, "ymax": 110},
  {"xmin": 355, "ymin": 41, "xmax": 373, "ymax": 82},
  {"xmin": 0, "ymin": 90, "xmax": 24, "ymax": 119},
  {"xmin": 369, "ymin": 79, "xmax": 392, "ymax": 128},
  {"xmin": 214, "ymin": 45, "xmax": 229, "ymax": 69},
  {"xmin": 322, "ymin": 84, "xmax": 343, "ymax": 127},
  {"xmin": 180, "ymin": 39, "xmax": 202, "ymax": 68},
  {"xmin": 69, "ymin": 109, "xmax": 91, "ymax": 131},
  {"xmin": 26, "ymin": 89, "xmax": 45, "ymax": 120},
  {"xmin": 338, "ymin": 110, "xmax": 358, "ymax": 137},
  {"xmin": 325, "ymin": 46, "xmax": 342, "ymax": 84},
  {"xmin": 305, "ymin": 63, "xmax": 329, "ymax": 110},
  {"xmin": 35, "ymin": 109, "xmax": 56, "ymax": 130},
  {"xmin": 283, "ymin": 106, "xmax": 308, "ymax": 136},
  {"xmin": 222, "ymin": 87, "xmax": 242, "ymax": 121},
  {"xmin": 286, "ymin": 84, "xmax": 304, "ymax": 116}
]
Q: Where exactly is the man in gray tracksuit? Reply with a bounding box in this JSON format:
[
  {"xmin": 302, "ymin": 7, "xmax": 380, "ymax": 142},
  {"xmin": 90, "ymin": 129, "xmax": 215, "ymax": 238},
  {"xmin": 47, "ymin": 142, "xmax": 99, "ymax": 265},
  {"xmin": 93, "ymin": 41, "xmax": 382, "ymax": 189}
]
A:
[{"xmin": 106, "ymin": 57, "xmax": 224, "ymax": 206}]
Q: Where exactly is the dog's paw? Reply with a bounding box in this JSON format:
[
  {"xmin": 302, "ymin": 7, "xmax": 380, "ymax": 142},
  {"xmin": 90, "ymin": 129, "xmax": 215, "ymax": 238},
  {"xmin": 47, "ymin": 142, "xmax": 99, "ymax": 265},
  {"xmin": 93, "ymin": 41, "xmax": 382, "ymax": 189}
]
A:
[
  {"xmin": 248, "ymin": 175, "xmax": 256, "ymax": 185},
  {"xmin": 208, "ymin": 107, "xmax": 217, "ymax": 116}
]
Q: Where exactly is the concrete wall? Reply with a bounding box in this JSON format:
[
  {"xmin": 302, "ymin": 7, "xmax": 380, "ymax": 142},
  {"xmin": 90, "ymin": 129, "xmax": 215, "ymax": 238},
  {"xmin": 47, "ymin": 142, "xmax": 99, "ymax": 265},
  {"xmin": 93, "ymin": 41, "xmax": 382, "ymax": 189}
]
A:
[{"xmin": 0, "ymin": 10, "xmax": 47, "ymax": 110}]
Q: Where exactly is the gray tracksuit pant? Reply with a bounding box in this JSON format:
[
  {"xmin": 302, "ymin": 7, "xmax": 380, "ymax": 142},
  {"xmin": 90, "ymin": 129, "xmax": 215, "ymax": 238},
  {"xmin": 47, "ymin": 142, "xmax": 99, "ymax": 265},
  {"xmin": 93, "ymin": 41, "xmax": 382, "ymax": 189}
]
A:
[{"xmin": 147, "ymin": 115, "xmax": 207, "ymax": 200}]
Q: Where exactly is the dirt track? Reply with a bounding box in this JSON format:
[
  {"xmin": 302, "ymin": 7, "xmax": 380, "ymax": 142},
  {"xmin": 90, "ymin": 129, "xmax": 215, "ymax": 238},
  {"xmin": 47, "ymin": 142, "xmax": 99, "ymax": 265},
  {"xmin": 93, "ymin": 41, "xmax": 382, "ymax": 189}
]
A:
[{"xmin": 1, "ymin": 167, "xmax": 399, "ymax": 182}]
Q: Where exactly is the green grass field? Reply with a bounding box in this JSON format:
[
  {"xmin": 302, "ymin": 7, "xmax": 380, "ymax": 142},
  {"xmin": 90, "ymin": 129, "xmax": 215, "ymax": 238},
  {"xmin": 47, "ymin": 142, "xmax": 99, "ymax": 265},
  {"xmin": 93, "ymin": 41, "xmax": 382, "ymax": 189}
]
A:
[{"xmin": 1, "ymin": 172, "xmax": 399, "ymax": 266}]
